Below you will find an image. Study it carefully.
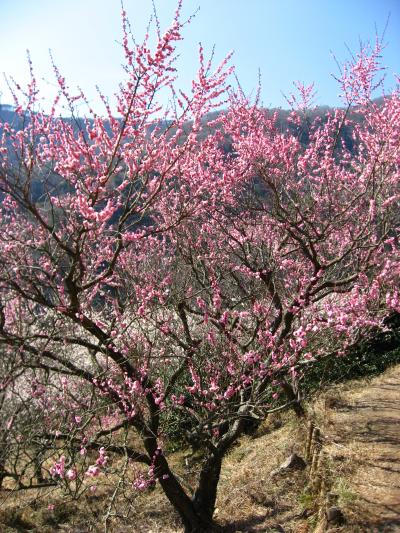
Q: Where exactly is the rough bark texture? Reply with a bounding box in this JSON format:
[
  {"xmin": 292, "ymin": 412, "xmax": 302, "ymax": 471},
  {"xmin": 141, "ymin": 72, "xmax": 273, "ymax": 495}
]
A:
[
  {"xmin": 144, "ymin": 435, "xmax": 219, "ymax": 532},
  {"xmin": 280, "ymin": 380, "xmax": 305, "ymax": 418},
  {"xmin": 193, "ymin": 453, "xmax": 223, "ymax": 526}
]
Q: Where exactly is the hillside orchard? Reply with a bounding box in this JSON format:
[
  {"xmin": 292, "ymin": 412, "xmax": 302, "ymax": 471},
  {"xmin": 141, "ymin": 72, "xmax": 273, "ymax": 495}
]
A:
[{"xmin": 0, "ymin": 3, "xmax": 399, "ymax": 532}]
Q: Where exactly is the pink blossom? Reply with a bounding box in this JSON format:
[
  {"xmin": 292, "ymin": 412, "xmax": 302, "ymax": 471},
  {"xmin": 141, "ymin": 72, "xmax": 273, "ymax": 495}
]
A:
[
  {"xmin": 50, "ymin": 456, "xmax": 66, "ymax": 479},
  {"xmin": 66, "ymin": 468, "xmax": 77, "ymax": 481},
  {"xmin": 86, "ymin": 465, "xmax": 100, "ymax": 477},
  {"xmin": 95, "ymin": 447, "xmax": 108, "ymax": 467}
]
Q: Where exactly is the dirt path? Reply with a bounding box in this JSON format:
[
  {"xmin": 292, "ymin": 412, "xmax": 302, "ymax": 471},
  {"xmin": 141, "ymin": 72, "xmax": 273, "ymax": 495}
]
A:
[{"xmin": 321, "ymin": 365, "xmax": 400, "ymax": 532}]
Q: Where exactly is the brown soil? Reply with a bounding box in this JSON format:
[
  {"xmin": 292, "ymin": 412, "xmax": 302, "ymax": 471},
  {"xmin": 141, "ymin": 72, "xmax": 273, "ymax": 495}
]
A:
[{"xmin": 313, "ymin": 364, "xmax": 400, "ymax": 532}]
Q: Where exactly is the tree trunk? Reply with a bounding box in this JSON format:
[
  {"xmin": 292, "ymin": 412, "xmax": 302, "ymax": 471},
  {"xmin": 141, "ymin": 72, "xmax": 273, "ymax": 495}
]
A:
[
  {"xmin": 33, "ymin": 445, "xmax": 45, "ymax": 483},
  {"xmin": 280, "ymin": 380, "xmax": 305, "ymax": 417},
  {"xmin": 151, "ymin": 448, "xmax": 220, "ymax": 532},
  {"xmin": 191, "ymin": 452, "xmax": 223, "ymax": 531}
]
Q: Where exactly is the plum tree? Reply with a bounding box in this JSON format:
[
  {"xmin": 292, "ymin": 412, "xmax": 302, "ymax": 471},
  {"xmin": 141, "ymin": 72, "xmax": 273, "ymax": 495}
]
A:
[{"xmin": 0, "ymin": 5, "xmax": 399, "ymax": 532}]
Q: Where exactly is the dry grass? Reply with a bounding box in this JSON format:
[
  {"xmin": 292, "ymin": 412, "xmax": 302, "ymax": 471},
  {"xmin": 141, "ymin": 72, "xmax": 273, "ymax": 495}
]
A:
[
  {"xmin": 215, "ymin": 413, "xmax": 310, "ymax": 531},
  {"xmin": 1, "ymin": 365, "xmax": 399, "ymax": 532},
  {"xmin": 308, "ymin": 364, "xmax": 400, "ymax": 533}
]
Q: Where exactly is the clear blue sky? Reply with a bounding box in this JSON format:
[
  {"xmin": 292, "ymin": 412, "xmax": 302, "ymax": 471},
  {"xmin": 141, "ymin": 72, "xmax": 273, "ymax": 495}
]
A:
[{"xmin": 0, "ymin": 0, "xmax": 399, "ymax": 115}]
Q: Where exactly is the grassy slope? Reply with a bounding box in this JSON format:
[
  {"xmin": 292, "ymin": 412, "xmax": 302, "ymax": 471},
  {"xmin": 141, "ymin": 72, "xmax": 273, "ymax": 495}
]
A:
[{"xmin": 1, "ymin": 351, "xmax": 399, "ymax": 532}]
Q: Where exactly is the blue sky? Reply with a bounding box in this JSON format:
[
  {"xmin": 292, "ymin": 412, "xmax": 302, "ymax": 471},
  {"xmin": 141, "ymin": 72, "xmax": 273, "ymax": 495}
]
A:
[{"xmin": 0, "ymin": 0, "xmax": 399, "ymax": 115}]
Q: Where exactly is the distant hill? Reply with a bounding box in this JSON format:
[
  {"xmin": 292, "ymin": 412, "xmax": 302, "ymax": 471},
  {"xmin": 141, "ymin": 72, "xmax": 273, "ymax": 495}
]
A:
[{"xmin": 0, "ymin": 98, "xmax": 386, "ymax": 203}]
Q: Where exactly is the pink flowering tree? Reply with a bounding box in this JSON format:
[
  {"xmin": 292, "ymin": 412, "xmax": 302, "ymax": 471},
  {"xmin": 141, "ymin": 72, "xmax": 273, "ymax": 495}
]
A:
[{"xmin": 0, "ymin": 4, "xmax": 399, "ymax": 531}]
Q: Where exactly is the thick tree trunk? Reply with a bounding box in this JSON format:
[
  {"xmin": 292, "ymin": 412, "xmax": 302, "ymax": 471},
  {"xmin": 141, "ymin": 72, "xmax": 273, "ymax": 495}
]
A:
[
  {"xmin": 158, "ymin": 468, "xmax": 216, "ymax": 532},
  {"xmin": 144, "ymin": 438, "xmax": 219, "ymax": 532},
  {"xmin": 192, "ymin": 452, "xmax": 223, "ymax": 527}
]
